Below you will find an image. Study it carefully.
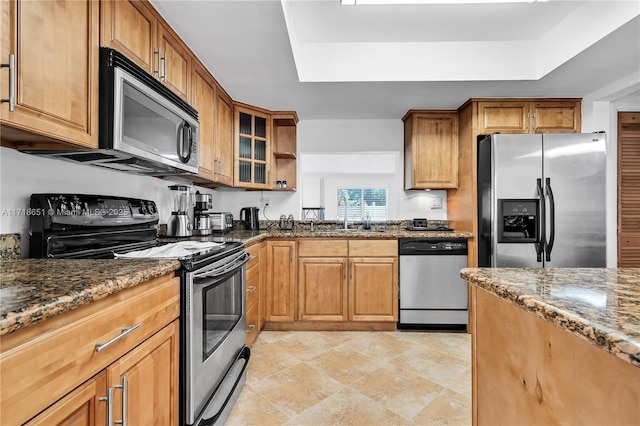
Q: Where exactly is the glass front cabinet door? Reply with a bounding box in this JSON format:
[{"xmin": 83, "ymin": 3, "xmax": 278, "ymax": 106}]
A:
[{"xmin": 234, "ymin": 104, "xmax": 271, "ymax": 189}]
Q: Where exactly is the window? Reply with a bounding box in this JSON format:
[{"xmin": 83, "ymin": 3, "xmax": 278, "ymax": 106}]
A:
[{"xmin": 337, "ymin": 188, "xmax": 387, "ymax": 221}]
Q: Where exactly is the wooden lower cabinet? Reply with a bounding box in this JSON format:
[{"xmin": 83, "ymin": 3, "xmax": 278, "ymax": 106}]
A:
[
  {"xmin": 471, "ymin": 287, "xmax": 639, "ymax": 425},
  {"xmin": 105, "ymin": 321, "xmax": 179, "ymax": 426},
  {"xmin": 26, "ymin": 372, "xmax": 108, "ymax": 426},
  {"xmin": 298, "ymin": 257, "xmax": 348, "ymax": 321},
  {"xmin": 349, "ymin": 257, "xmax": 398, "ymax": 322},
  {"xmin": 293, "ymin": 239, "xmax": 398, "ymax": 327},
  {"xmin": 245, "ymin": 241, "xmax": 264, "ymax": 346},
  {"xmin": 0, "ymin": 273, "xmax": 180, "ymax": 425},
  {"xmin": 265, "ymin": 240, "xmax": 296, "ymax": 322}
]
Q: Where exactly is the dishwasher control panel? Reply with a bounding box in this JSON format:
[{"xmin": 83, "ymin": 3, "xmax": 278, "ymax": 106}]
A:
[{"xmin": 399, "ymin": 238, "xmax": 467, "ymax": 255}]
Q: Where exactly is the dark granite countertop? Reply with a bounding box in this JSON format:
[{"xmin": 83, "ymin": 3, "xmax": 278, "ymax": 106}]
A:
[
  {"xmin": 461, "ymin": 267, "xmax": 640, "ymax": 368},
  {"xmin": 0, "ymin": 259, "xmax": 181, "ymax": 336},
  {"xmin": 0, "ymin": 225, "xmax": 473, "ymax": 338}
]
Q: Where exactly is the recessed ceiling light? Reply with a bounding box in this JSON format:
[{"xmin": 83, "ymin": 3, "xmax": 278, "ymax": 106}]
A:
[{"xmin": 340, "ymin": 0, "xmax": 550, "ymax": 5}]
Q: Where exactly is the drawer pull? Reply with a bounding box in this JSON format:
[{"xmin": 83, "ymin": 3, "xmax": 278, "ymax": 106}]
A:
[
  {"xmin": 246, "ymin": 285, "xmax": 257, "ymax": 293},
  {"xmin": 246, "ymin": 324, "xmax": 256, "ymax": 334},
  {"xmin": 95, "ymin": 324, "xmax": 141, "ymax": 353}
]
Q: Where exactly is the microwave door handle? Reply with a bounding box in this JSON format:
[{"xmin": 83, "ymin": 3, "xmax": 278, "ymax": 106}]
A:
[{"xmin": 177, "ymin": 121, "xmax": 192, "ymax": 163}]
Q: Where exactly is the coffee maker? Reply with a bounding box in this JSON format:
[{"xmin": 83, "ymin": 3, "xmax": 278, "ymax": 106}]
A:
[
  {"xmin": 167, "ymin": 185, "xmax": 193, "ymax": 237},
  {"xmin": 193, "ymin": 191, "xmax": 213, "ymax": 236},
  {"xmin": 240, "ymin": 207, "xmax": 259, "ymax": 230}
]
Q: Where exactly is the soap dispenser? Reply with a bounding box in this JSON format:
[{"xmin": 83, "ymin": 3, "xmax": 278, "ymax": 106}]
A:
[{"xmin": 364, "ymin": 212, "xmax": 371, "ymax": 230}]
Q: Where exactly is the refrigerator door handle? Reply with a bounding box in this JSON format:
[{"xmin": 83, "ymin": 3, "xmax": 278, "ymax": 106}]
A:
[
  {"xmin": 545, "ymin": 178, "xmax": 556, "ymax": 262},
  {"xmin": 536, "ymin": 178, "xmax": 545, "ymax": 263}
]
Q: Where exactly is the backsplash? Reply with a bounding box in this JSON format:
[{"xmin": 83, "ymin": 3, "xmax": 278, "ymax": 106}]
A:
[{"xmin": 0, "ymin": 234, "xmax": 21, "ymax": 260}]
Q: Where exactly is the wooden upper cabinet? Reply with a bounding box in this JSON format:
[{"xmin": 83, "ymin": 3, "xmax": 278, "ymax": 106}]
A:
[
  {"xmin": 157, "ymin": 21, "xmax": 190, "ymax": 102},
  {"xmin": 477, "ymin": 101, "xmax": 530, "ymax": 134},
  {"xmin": 214, "ymin": 86, "xmax": 234, "ymax": 186},
  {"xmin": 0, "ymin": 0, "xmax": 99, "ymax": 149},
  {"xmin": 404, "ymin": 111, "xmax": 458, "ymax": 190},
  {"xmin": 100, "ymin": 0, "xmax": 191, "ymax": 102},
  {"xmin": 531, "ymin": 101, "xmax": 581, "ymax": 133},
  {"xmin": 234, "ymin": 103, "xmax": 271, "ymax": 189},
  {"xmin": 271, "ymin": 112, "xmax": 299, "ymax": 191},
  {"xmin": 191, "ymin": 61, "xmax": 216, "ymax": 181},
  {"xmin": 477, "ymin": 99, "xmax": 581, "ymax": 135},
  {"xmin": 100, "ymin": 0, "xmax": 157, "ymax": 73}
]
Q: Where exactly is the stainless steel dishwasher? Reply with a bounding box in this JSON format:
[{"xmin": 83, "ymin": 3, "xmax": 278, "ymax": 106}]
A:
[{"xmin": 398, "ymin": 238, "xmax": 468, "ymax": 330}]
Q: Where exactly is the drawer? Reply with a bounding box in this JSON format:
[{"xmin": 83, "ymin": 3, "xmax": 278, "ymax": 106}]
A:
[
  {"xmin": 245, "ymin": 243, "xmax": 260, "ymax": 269},
  {"xmin": 0, "ymin": 274, "xmax": 180, "ymax": 426},
  {"xmin": 246, "ymin": 264, "xmax": 259, "ymax": 309},
  {"xmin": 349, "ymin": 239, "xmax": 398, "ymax": 257},
  {"xmin": 246, "ymin": 301, "xmax": 259, "ymax": 347},
  {"xmin": 298, "ymin": 239, "xmax": 348, "ymax": 257}
]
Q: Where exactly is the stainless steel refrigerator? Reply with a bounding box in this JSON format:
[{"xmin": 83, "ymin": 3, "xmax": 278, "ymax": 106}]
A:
[{"xmin": 477, "ymin": 133, "xmax": 606, "ymax": 267}]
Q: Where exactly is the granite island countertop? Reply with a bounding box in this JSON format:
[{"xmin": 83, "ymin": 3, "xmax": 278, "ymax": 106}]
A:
[
  {"xmin": 461, "ymin": 267, "xmax": 640, "ymax": 368},
  {"xmin": 0, "ymin": 258, "xmax": 181, "ymax": 336}
]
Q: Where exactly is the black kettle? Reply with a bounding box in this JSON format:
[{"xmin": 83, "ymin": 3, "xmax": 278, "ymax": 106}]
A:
[{"xmin": 240, "ymin": 207, "xmax": 259, "ymax": 230}]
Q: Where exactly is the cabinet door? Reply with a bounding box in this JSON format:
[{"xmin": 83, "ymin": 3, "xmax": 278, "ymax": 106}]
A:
[
  {"xmin": 100, "ymin": 0, "xmax": 157, "ymax": 74},
  {"xmin": 349, "ymin": 257, "xmax": 398, "ymax": 322},
  {"xmin": 477, "ymin": 101, "xmax": 530, "ymax": 134},
  {"xmin": 259, "ymin": 242, "xmax": 267, "ymax": 327},
  {"xmin": 157, "ymin": 22, "xmax": 191, "ymax": 102},
  {"xmin": 266, "ymin": 241, "xmax": 296, "ymax": 321},
  {"xmin": 214, "ymin": 88, "xmax": 234, "ymax": 186},
  {"xmin": 191, "ymin": 62, "xmax": 215, "ymax": 181},
  {"xmin": 106, "ymin": 320, "xmax": 179, "ymax": 426},
  {"xmin": 531, "ymin": 101, "xmax": 581, "ymax": 133},
  {"xmin": 25, "ymin": 372, "xmax": 107, "ymax": 426},
  {"xmin": 1, "ymin": 0, "xmax": 99, "ymax": 148},
  {"xmin": 235, "ymin": 105, "xmax": 271, "ymax": 189},
  {"xmin": 406, "ymin": 112, "xmax": 458, "ymax": 189},
  {"xmin": 298, "ymin": 257, "xmax": 348, "ymax": 321}
]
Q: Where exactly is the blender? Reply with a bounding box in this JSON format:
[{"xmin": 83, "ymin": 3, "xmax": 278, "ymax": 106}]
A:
[
  {"xmin": 167, "ymin": 185, "xmax": 193, "ymax": 237},
  {"xmin": 193, "ymin": 191, "xmax": 213, "ymax": 235}
]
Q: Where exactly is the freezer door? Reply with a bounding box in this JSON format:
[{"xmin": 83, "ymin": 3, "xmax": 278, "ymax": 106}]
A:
[
  {"xmin": 543, "ymin": 133, "xmax": 606, "ymax": 267},
  {"xmin": 491, "ymin": 134, "xmax": 543, "ymax": 267}
]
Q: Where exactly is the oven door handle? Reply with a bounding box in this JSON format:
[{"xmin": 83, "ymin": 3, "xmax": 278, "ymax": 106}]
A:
[
  {"xmin": 193, "ymin": 251, "xmax": 250, "ymax": 280},
  {"xmin": 198, "ymin": 347, "xmax": 251, "ymax": 426}
]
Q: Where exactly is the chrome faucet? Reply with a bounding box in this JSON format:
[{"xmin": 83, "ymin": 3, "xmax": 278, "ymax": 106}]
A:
[{"xmin": 338, "ymin": 194, "xmax": 348, "ymax": 229}]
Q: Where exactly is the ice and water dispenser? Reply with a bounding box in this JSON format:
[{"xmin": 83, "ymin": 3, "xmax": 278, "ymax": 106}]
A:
[{"xmin": 498, "ymin": 199, "xmax": 539, "ymax": 243}]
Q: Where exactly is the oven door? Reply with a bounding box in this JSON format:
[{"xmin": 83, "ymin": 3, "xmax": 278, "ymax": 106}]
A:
[{"xmin": 184, "ymin": 250, "xmax": 249, "ymax": 425}]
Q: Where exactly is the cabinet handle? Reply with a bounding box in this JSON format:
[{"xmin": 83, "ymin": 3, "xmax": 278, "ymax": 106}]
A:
[
  {"xmin": 533, "ymin": 113, "xmax": 537, "ymax": 131},
  {"xmin": 1, "ymin": 54, "xmax": 15, "ymax": 112},
  {"xmin": 526, "ymin": 112, "xmax": 530, "ymax": 132},
  {"xmin": 114, "ymin": 376, "xmax": 128, "ymax": 426},
  {"xmin": 100, "ymin": 387, "xmax": 114, "ymax": 426},
  {"xmin": 247, "ymin": 285, "xmax": 257, "ymax": 293},
  {"xmin": 246, "ymin": 324, "xmax": 256, "ymax": 334},
  {"xmin": 218, "ymin": 159, "xmax": 222, "ymax": 177},
  {"xmin": 289, "ymin": 248, "xmax": 293, "ymax": 263},
  {"xmin": 95, "ymin": 324, "xmax": 141, "ymax": 352},
  {"xmin": 153, "ymin": 49, "xmax": 161, "ymax": 77},
  {"xmin": 350, "ymin": 262, "xmax": 353, "ymax": 280},
  {"xmin": 160, "ymin": 52, "xmax": 167, "ymax": 81}
]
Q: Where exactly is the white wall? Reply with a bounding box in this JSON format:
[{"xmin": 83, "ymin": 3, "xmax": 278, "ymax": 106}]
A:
[
  {"xmin": 217, "ymin": 119, "xmax": 448, "ymax": 221},
  {"xmin": 0, "ymin": 147, "xmax": 217, "ymax": 256},
  {"xmin": 582, "ymin": 71, "xmax": 640, "ymax": 267}
]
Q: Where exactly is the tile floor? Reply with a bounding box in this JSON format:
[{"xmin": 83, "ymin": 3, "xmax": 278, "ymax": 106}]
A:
[{"xmin": 226, "ymin": 330, "xmax": 472, "ymax": 425}]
